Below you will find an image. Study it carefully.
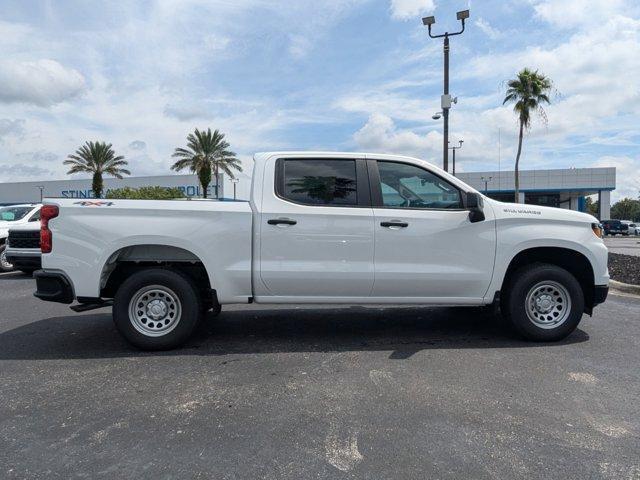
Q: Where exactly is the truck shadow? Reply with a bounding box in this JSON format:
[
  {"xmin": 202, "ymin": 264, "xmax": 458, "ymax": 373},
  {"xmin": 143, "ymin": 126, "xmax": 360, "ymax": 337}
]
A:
[{"xmin": 0, "ymin": 305, "xmax": 588, "ymax": 361}]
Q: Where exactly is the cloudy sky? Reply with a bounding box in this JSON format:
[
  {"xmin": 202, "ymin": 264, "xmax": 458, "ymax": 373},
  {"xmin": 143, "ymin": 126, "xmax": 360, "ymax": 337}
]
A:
[{"xmin": 0, "ymin": 0, "xmax": 638, "ymax": 199}]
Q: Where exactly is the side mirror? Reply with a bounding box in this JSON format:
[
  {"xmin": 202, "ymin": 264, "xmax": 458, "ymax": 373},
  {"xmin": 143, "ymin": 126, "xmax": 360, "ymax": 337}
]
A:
[{"xmin": 464, "ymin": 192, "xmax": 485, "ymax": 223}]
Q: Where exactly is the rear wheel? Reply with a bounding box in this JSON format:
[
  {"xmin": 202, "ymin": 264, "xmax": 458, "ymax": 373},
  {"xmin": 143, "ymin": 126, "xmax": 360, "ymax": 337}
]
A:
[
  {"xmin": 502, "ymin": 263, "xmax": 584, "ymax": 341},
  {"xmin": 0, "ymin": 244, "xmax": 14, "ymax": 272},
  {"xmin": 113, "ymin": 269, "xmax": 202, "ymax": 350}
]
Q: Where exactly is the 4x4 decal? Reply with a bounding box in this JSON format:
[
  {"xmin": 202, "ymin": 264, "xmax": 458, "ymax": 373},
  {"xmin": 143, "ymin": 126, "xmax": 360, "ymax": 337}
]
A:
[{"xmin": 73, "ymin": 201, "xmax": 114, "ymax": 207}]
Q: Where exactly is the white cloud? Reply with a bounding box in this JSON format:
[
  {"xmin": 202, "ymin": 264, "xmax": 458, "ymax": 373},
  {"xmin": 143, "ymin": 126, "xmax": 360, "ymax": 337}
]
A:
[
  {"xmin": 335, "ymin": 89, "xmax": 433, "ymax": 123},
  {"xmin": 389, "ymin": 0, "xmax": 436, "ymax": 20},
  {"xmin": 533, "ymin": 0, "xmax": 628, "ymax": 28},
  {"xmin": 592, "ymin": 156, "xmax": 640, "ymax": 201},
  {"xmin": 462, "ymin": 14, "xmax": 640, "ymax": 145},
  {"xmin": 0, "ymin": 59, "xmax": 86, "ymax": 107},
  {"xmin": 128, "ymin": 140, "xmax": 146, "ymax": 151},
  {"xmin": 163, "ymin": 103, "xmax": 210, "ymax": 121},
  {"xmin": 0, "ymin": 118, "xmax": 25, "ymax": 141},
  {"xmin": 354, "ymin": 113, "xmax": 441, "ymax": 159},
  {"xmin": 3, "ymin": 163, "xmax": 52, "ymax": 180},
  {"xmin": 476, "ymin": 18, "xmax": 502, "ymax": 40},
  {"xmin": 203, "ymin": 34, "xmax": 230, "ymax": 52}
]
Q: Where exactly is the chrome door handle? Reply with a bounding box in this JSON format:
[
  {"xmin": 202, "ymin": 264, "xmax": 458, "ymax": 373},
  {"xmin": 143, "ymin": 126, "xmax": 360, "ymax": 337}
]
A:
[
  {"xmin": 380, "ymin": 221, "xmax": 409, "ymax": 228},
  {"xmin": 268, "ymin": 218, "xmax": 297, "ymax": 226}
]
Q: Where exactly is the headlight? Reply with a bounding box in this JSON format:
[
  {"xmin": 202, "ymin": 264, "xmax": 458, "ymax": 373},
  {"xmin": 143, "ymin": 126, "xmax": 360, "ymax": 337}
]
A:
[{"xmin": 591, "ymin": 223, "xmax": 603, "ymax": 238}]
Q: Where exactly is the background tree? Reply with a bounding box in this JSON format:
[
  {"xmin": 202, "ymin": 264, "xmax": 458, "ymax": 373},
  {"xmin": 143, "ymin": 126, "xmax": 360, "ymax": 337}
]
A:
[
  {"xmin": 503, "ymin": 68, "xmax": 552, "ymax": 203},
  {"xmin": 106, "ymin": 186, "xmax": 185, "ymax": 200},
  {"xmin": 585, "ymin": 196, "xmax": 599, "ymax": 218},
  {"xmin": 171, "ymin": 128, "xmax": 242, "ymax": 198},
  {"xmin": 611, "ymin": 198, "xmax": 640, "ymax": 222},
  {"xmin": 64, "ymin": 141, "xmax": 130, "ymax": 198}
]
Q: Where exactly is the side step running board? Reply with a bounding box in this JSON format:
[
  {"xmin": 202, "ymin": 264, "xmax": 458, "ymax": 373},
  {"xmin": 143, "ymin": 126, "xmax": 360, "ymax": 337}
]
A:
[{"xmin": 70, "ymin": 299, "xmax": 113, "ymax": 312}]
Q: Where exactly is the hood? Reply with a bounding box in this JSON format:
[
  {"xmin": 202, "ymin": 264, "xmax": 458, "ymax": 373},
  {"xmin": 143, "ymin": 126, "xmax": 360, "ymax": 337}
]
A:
[{"xmin": 486, "ymin": 198, "xmax": 598, "ymax": 224}]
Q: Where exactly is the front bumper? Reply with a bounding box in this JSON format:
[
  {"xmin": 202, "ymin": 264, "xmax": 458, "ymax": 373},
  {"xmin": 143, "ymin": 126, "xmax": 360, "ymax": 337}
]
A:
[{"xmin": 34, "ymin": 270, "xmax": 74, "ymax": 304}]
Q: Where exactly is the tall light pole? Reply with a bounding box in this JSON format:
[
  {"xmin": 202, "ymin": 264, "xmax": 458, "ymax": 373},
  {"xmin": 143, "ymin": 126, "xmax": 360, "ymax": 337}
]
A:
[
  {"xmin": 36, "ymin": 185, "xmax": 44, "ymax": 202},
  {"xmin": 423, "ymin": 10, "xmax": 469, "ymax": 173},
  {"xmin": 481, "ymin": 176, "xmax": 493, "ymax": 195},
  {"xmin": 231, "ymin": 178, "xmax": 239, "ymax": 200},
  {"xmin": 448, "ymin": 140, "xmax": 463, "ymax": 176}
]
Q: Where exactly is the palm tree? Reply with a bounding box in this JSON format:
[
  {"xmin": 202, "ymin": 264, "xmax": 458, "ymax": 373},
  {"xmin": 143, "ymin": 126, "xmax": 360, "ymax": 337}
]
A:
[
  {"xmin": 171, "ymin": 128, "xmax": 242, "ymax": 199},
  {"xmin": 64, "ymin": 141, "xmax": 130, "ymax": 198},
  {"xmin": 503, "ymin": 68, "xmax": 552, "ymax": 203}
]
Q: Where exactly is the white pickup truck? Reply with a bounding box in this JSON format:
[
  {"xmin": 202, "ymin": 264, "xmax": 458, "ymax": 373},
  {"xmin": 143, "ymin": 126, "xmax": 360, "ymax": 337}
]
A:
[{"xmin": 34, "ymin": 152, "xmax": 609, "ymax": 350}]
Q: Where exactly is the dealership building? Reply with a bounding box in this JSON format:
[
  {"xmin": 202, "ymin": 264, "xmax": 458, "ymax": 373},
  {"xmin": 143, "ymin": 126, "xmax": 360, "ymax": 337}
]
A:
[
  {"xmin": 0, "ymin": 174, "xmax": 230, "ymax": 205},
  {"xmin": 456, "ymin": 166, "xmax": 615, "ymax": 219},
  {"xmin": 0, "ymin": 166, "xmax": 615, "ymax": 219}
]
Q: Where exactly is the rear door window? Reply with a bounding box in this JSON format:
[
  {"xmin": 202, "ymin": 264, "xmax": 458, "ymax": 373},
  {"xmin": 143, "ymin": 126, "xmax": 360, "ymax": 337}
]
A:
[{"xmin": 277, "ymin": 159, "xmax": 358, "ymax": 206}]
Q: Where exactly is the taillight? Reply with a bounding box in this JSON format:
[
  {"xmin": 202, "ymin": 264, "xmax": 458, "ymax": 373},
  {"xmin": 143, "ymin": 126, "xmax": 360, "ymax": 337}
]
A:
[{"xmin": 40, "ymin": 205, "xmax": 59, "ymax": 253}]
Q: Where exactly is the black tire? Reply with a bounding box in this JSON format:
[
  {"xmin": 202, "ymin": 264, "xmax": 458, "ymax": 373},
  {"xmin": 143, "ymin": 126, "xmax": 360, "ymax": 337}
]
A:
[
  {"xmin": 0, "ymin": 244, "xmax": 15, "ymax": 273},
  {"xmin": 113, "ymin": 269, "xmax": 202, "ymax": 350},
  {"xmin": 501, "ymin": 263, "xmax": 584, "ymax": 342}
]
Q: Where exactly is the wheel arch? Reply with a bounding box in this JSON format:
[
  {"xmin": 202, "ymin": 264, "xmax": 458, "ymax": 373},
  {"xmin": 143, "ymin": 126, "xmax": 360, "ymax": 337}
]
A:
[
  {"xmin": 500, "ymin": 246, "xmax": 597, "ymax": 313},
  {"xmin": 99, "ymin": 244, "xmax": 216, "ymax": 305}
]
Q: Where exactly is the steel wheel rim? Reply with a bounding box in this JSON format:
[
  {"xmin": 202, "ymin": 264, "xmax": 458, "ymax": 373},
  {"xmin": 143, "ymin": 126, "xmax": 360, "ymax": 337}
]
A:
[
  {"xmin": 525, "ymin": 281, "xmax": 571, "ymax": 329},
  {"xmin": 0, "ymin": 249, "xmax": 12, "ymax": 270},
  {"xmin": 128, "ymin": 285, "xmax": 182, "ymax": 337}
]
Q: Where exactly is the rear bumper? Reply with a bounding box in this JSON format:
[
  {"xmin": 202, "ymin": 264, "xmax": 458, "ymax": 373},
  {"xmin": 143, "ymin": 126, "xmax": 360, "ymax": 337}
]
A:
[
  {"xmin": 593, "ymin": 285, "xmax": 609, "ymax": 306},
  {"xmin": 5, "ymin": 248, "xmax": 41, "ymax": 269},
  {"xmin": 33, "ymin": 270, "xmax": 74, "ymax": 304}
]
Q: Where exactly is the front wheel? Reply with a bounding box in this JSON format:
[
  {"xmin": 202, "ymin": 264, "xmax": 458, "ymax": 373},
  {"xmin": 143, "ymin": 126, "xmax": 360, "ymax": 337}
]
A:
[
  {"xmin": 502, "ymin": 264, "xmax": 584, "ymax": 342},
  {"xmin": 113, "ymin": 269, "xmax": 202, "ymax": 350}
]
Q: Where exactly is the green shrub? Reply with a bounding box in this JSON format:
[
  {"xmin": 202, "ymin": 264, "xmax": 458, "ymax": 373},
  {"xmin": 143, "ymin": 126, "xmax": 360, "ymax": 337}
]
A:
[{"xmin": 106, "ymin": 186, "xmax": 186, "ymax": 200}]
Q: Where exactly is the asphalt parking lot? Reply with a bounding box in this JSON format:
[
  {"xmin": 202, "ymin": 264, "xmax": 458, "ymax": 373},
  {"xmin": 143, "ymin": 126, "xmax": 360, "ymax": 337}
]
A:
[
  {"xmin": 1, "ymin": 272, "xmax": 639, "ymax": 479},
  {"xmin": 604, "ymin": 236, "xmax": 640, "ymax": 257}
]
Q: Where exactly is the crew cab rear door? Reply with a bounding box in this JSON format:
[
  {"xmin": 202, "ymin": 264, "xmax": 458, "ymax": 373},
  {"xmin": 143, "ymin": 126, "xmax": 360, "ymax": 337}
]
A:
[
  {"xmin": 368, "ymin": 158, "xmax": 496, "ymax": 301},
  {"xmin": 256, "ymin": 155, "xmax": 374, "ymax": 299}
]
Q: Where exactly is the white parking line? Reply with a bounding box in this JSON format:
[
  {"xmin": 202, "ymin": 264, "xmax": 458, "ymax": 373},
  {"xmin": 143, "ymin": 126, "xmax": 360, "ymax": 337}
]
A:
[{"xmin": 0, "ymin": 271, "xmax": 19, "ymax": 276}]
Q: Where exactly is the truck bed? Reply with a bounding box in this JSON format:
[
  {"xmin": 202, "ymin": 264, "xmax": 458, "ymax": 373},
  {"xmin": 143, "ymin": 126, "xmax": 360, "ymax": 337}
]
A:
[{"xmin": 42, "ymin": 198, "xmax": 254, "ymax": 303}]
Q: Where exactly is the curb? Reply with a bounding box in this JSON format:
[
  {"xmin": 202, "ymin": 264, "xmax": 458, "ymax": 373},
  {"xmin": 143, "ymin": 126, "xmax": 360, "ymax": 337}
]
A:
[{"xmin": 610, "ymin": 279, "xmax": 640, "ymax": 296}]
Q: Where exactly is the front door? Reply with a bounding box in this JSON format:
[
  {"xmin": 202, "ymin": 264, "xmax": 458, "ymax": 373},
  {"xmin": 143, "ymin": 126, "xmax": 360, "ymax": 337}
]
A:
[
  {"xmin": 369, "ymin": 159, "xmax": 496, "ymax": 300},
  {"xmin": 258, "ymin": 157, "xmax": 375, "ymax": 299}
]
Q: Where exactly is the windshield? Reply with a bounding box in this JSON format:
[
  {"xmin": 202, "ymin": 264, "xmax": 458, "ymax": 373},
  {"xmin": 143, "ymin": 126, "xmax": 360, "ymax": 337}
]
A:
[{"xmin": 0, "ymin": 206, "xmax": 33, "ymax": 222}]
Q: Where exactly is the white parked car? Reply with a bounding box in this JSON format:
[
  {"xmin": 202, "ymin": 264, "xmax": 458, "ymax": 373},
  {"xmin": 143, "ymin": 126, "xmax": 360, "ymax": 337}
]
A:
[
  {"xmin": 0, "ymin": 204, "xmax": 41, "ymax": 272},
  {"xmin": 621, "ymin": 221, "xmax": 640, "ymax": 235},
  {"xmin": 33, "ymin": 152, "xmax": 609, "ymax": 350}
]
